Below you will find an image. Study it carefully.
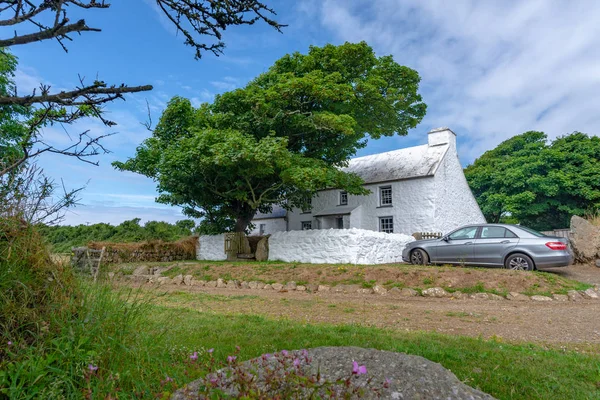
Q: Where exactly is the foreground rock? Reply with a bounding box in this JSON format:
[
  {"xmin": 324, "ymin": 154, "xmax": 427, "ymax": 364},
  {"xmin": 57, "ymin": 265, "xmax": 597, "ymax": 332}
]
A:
[{"xmin": 172, "ymin": 347, "xmax": 495, "ymax": 400}]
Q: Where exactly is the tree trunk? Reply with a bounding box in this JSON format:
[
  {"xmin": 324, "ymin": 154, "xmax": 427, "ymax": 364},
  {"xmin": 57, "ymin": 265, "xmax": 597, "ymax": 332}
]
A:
[{"xmin": 234, "ymin": 210, "xmax": 256, "ymax": 233}]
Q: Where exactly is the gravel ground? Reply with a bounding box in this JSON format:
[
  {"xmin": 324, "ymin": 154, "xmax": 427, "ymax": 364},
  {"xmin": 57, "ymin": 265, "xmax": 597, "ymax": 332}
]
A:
[{"xmin": 151, "ymin": 283, "xmax": 600, "ymax": 350}]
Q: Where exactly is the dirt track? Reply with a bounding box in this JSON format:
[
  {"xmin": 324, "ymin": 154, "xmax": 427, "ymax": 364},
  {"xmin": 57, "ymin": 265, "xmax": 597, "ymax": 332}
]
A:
[{"xmin": 150, "ymin": 284, "xmax": 600, "ymax": 350}]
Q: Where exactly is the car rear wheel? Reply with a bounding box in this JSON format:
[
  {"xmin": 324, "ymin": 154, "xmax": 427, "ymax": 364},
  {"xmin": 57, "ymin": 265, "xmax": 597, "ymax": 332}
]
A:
[
  {"xmin": 410, "ymin": 249, "xmax": 429, "ymax": 265},
  {"xmin": 504, "ymin": 253, "xmax": 534, "ymax": 271}
]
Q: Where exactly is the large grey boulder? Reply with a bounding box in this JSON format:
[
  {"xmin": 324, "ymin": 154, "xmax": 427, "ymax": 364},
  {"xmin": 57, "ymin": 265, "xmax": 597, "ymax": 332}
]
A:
[
  {"xmin": 570, "ymin": 215, "xmax": 600, "ymax": 262},
  {"xmin": 255, "ymin": 236, "xmax": 269, "ymax": 261},
  {"xmin": 172, "ymin": 347, "xmax": 495, "ymax": 399}
]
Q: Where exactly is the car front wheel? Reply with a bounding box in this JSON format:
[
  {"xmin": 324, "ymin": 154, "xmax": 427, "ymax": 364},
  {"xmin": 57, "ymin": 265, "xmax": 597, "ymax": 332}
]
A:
[
  {"xmin": 410, "ymin": 249, "xmax": 429, "ymax": 265},
  {"xmin": 504, "ymin": 253, "xmax": 534, "ymax": 271}
]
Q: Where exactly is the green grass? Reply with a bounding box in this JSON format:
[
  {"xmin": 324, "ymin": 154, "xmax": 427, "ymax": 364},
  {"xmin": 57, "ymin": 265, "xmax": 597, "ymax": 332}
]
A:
[
  {"xmin": 4, "ymin": 282, "xmax": 600, "ymax": 399},
  {"xmin": 146, "ymin": 307, "xmax": 600, "ymax": 400}
]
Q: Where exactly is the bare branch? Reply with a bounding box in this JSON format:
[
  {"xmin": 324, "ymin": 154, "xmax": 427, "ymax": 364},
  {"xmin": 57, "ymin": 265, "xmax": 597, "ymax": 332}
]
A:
[{"xmin": 0, "ymin": 83, "xmax": 153, "ymax": 106}]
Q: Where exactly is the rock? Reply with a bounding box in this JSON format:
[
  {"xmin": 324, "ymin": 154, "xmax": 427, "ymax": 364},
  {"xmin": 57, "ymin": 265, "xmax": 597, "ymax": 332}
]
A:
[
  {"xmin": 193, "ymin": 280, "xmax": 205, "ymax": 287},
  {"xmin": 317, "ymin": 285, "xmax": 330, "ymax": 292},
  {"xmin": 296, "ymin": 285, "xmax": 307, "ymax": 292},
  {"xmin": 263, "ymin": 284, "xmax": 273, "ymax": 290},
  {"xmin": 357, "ymin": 288, "xmax": 374, "ymax": 294},
  {"xmin": 552, "ymin": 294, "xmax": 569, "ymax": 302},
  {"xmin": 567, "ymin": 290, "xmax": 583, "ymax": 301},
  {"xmin": 255, "ymin": 237, "xmax": 269, "ymax": 262},
  {"xmin": 183, "ymin": 275, "xmax": 193, "ymax": 286},
  {"xmin": 226, "ymin": 280, "xmax": 239, "ymax": 289},
  {"xmin": 205, "ymin": 280, "xmax": 217, "ymax": 288},
  {"xmin": 172, "ymin": 347, "xmax": 496, "ymax": 400},
  {"xmin": 151, "ymin": 266, "xmax": 164, "ymax": 276},
  {"xmin": 157, "ymin": 277, "xmax": 171, "ymax": 285},
  {"xmin": 373, "ymin": 285, "xmax": 387, "ymax": 295},
  {"xmin": 107, "ymin": 272, "xmax": 115, "ymax": 280},
  {"xmin": 570, "ymin": 215, "xmax": 600, "ymax": 262},
  {"xmin": 400, "ymin": 288, "xmax": 419, "ymax": 297},
  {"xmin": 596, "ymin": 259, "xmax": 600, "ymax": 268},
  {"xmin": 306, "ymin": 284, "xmax": 319, "ymax": 293},
  {"xmin": 240, "ymin": 281, "xmax": 250, "ymax": 289},
  {"xmin": 216, "ymin": 278, "xmax": 226, "ymax": 288},
  {"xmin": 507, "ymin": 292, "xmax": 530, "ymax": 301},
  {"xmin": 531, "ymin": 295, "xmax": 553, "ymax": 302},
  {"xmin": 470, "ymin": 293, "xmax": 490, "ymax": 300},
  {"xmin": 125, "ymin": 275, "xmax": 150, "ymax": 284},
  {"xmin": 272, "ymin": 283, "xmax": 284, "ymax": 291},
  {"xmin": 172, "ymin": 274, "xmax": 184, "ymax": 285},
  {"xmin": 582, "ymin": 288, "xmax": 599, "ymax": 299},
  {"xmin": 488, "ymin": 293, "xmax": 505, "ymax": 301},
  {"xmin": 422, "ymin": 287, "xmax": 449, "ymax": 298},
  {"xmin": 451, "ymin": 291, "xmax": 469, "ymax": 300},
  {"xmin": 132, "ymin": 265, "xmax": 149, "ymax": 276},
  {"xmin": 248, "ymin": 281, "xmax": 259, "ymax": 289},
  {"xmin": 285, "ymin": 281, "xmax": 297, "ymax": 290}
]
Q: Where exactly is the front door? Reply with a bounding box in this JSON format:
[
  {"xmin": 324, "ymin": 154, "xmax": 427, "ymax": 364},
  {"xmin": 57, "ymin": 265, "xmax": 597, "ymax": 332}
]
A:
[
  {"xmin": 472, "ymin": 226, "xmax": 519, "ymax": 265},
  {"xmin": 433, "ymin": 226, "xmax": 479, "ymax": 264}
]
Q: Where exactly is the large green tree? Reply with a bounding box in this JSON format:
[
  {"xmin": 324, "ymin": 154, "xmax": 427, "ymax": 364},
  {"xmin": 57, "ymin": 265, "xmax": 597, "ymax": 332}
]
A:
[
  {"xmin": 115, "ymin": 42, "xmax": 427, "ymax": 233},
  {"xmin": 465, "ymin": 131, "xmax": 600, "ymax": 230}
]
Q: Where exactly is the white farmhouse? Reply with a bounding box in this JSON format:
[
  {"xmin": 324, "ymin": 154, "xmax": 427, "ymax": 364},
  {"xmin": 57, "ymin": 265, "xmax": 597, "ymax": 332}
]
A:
[{"xmin": 251, "ymin": 127, "xmax": 486, "ymax": 236}]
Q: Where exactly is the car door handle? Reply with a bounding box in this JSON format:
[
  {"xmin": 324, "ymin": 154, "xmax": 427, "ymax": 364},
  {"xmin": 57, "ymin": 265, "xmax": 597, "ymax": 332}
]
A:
[
  {"xmin": 500, "ymin": 240, "xmax": 510, "ymax": 244},
  {"xmin": 464, "ymin": 242, "xmax": 473, "ymax": 245}
]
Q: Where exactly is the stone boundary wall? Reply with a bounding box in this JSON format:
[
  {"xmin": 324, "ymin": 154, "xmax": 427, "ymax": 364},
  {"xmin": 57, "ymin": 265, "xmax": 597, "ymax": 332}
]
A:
[
  {"xmin": 197, "ymin": 234, "xmax": 227, "ymax": 261},
  {"xmin": 268, "ymin": 228, "xmax": 415, "ymax": 264},
  {"xmin": 81, "ymin": 238, "xmax": 197, "ymax": 264}
]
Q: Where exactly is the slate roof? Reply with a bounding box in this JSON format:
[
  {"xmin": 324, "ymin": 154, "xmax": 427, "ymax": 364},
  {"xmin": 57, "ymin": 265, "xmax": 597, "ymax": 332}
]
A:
[
  {"xmin": 343, "ymin": 143, "xmax": 449, "ymax": 184},
  {"xmin": 253, "ymin": 205, "xmax": 287, "ymax": 220}
]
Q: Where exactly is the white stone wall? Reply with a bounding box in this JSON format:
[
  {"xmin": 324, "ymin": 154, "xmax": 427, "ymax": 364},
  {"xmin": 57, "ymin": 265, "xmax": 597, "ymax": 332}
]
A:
[
  {"xmin": 432, "ymin": 138, "xmax": 486, "ymax": 234},
  {"xmin": 268, "ymin": 228, "xmax": 414, "ymax": 264},
  {"xmin": 197, "ymin": 234, "xmax": 227, "ymax": 261},
  {"xmin": 248, "ymin": 218, "xmax": 287, "ymax": 236}
]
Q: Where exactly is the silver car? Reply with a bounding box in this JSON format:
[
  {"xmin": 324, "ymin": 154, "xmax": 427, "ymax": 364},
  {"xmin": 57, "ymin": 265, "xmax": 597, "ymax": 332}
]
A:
[{"xmin": 402, "ymin": 224, "xmax": 573, "ymax": 270}]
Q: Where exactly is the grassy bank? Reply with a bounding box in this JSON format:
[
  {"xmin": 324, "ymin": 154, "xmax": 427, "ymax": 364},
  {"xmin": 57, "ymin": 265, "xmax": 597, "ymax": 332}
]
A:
[
  {"xmin": 3, "ymin": 282, "xmax": 599, "ymax": 399},
  {"xmin": 114, "ymin": 260, "xmax": 592, "ymax": 297}
]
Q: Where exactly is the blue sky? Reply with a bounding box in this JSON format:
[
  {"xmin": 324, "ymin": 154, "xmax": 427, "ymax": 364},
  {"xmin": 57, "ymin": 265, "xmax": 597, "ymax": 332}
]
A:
[{"xmin": 6, "ymin": 0, "xmax": 600, "ymax": 225}]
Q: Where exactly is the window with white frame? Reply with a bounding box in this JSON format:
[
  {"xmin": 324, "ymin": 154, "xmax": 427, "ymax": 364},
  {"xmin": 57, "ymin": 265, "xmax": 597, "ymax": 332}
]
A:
[
  {"xmin": 339, "ymin": 191, "xmax": 348, "ymax": 205},
  {"xmin": 379, "ymin": 186, "xmax": 392, "ymax": 206},
  {"xmin": 379, "ymin": 216, "xmax": 393, "ymax": 233},
  {"xmin": 301, "ymin": 221, "xmax": 312, "ymax": 230}
]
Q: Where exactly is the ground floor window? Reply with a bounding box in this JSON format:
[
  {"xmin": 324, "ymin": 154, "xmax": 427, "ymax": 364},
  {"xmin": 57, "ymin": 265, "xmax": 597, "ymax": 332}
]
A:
[
  {"xmin": 336, "ymin": 217, "xmax": 344, "ymax": 229},
  {"xmin": 301, "ymin": 221, "xmax": 312, "ymax": 230},
  {"xmin": 379, "ymin": 216, "xmax": 393, "ymax": 233}
]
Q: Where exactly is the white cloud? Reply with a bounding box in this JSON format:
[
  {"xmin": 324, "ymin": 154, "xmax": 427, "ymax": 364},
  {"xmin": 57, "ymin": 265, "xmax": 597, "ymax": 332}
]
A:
[
  {"xmin": 313, "ymin": 0, "xmax": 600, "ymax": 161},
  {"xmin": 210, "ymin": 76, "xmax": 240, "ymax": 91}
]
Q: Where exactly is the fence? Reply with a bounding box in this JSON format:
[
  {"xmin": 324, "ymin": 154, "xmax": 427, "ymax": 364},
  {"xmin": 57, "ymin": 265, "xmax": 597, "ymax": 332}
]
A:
[
  {"xmin": 412, "ymin": 232, "xmax": 443, "ymax": 240},
  {"xmin": 541, "ymin": 229, "xmax": 570, "ymax": 238}
]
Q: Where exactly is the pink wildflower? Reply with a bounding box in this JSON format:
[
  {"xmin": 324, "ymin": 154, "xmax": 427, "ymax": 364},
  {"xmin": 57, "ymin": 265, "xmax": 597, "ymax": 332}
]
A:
[
  {"xmin": 165, "ymin": 376, "xmax": 174, "ymax": 383},
  {"xmin": 88, "ymin": 364, "xmax": 98, "ymax": 373},
  {"xmin": 281, "ymin": 350, "xmax": 288, "ymax": 356},
  {"xmin": 293, "ymin": 358, "xmax": 301, "ymax": 367},
  {"xmin": 352, "ymin": 361, "xmax": 367, "ymax": 375},
  {"xmin": 207, "ymin": 348, "xmax": 214, "ymax": 354},
  {"xmin": 7, "ymin": 341, "xmax": 12, "ymax": 346},
  {"xmin": 384, "ymin": 378, "xmax": 392, "ymax": 388},
  {"xmin": 190, "ymin": 351, "xmax": 198, "ymax": 361},
  {"xmin": 227, "ymin": 355, "xmax": 237, "ymax": 363}
]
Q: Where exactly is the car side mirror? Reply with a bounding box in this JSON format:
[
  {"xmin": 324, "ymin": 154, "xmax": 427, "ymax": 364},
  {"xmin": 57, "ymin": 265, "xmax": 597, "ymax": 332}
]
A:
[{"xmin": 442, "ymin": 236, "xmax": 449, "ymax": 242}]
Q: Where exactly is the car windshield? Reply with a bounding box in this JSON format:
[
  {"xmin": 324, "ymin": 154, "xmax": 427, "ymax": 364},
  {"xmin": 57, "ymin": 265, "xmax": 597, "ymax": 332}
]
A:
[{"xmin": 515, "ymin": 225, "xmax": 546, "ymax": 237}]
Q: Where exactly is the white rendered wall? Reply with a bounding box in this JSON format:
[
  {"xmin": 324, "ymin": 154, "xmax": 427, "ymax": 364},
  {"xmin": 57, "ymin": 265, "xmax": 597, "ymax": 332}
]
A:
[
  {"xmin": 197, "ymin": 234, "xmax": 227, "ymax": 260},
  {"xmin": 287, "ymin": 178, "xmax": 437, "ymax": 235},
  {"xmin": 432, "ymin": 134, "xmax": 486, "ymax": 234},
  {"xmin": 248, "ymin": 218, "xmax": 287, "ymax": 236},
  {"xmin": 268, "ymin": 228, "xmax": 414, "ymax": 264}
]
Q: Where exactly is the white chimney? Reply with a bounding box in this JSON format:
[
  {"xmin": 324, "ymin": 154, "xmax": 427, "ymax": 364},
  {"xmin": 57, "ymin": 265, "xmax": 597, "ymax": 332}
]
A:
[{"xmin": 427, "ymin": 127, "xmax": 456, "ymax": 148}]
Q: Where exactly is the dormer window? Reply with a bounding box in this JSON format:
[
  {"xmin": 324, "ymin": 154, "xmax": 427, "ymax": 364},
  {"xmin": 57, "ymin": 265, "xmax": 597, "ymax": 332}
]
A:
[{"xmin": 339, "ymin": 191, "xmax": 348, "ymax": 206}]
